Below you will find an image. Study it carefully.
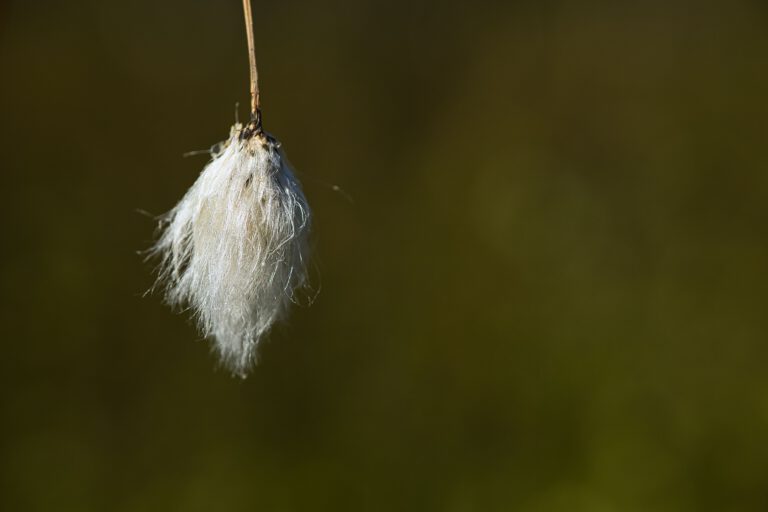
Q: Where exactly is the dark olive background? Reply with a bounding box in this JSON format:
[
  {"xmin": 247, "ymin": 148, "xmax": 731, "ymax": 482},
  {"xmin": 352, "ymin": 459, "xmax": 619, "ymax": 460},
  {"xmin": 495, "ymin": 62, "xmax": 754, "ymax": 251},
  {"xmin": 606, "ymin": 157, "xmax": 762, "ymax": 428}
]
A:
[{"xmin": 2, "ymin": 0, "xmax": 768, "ymax": 510}]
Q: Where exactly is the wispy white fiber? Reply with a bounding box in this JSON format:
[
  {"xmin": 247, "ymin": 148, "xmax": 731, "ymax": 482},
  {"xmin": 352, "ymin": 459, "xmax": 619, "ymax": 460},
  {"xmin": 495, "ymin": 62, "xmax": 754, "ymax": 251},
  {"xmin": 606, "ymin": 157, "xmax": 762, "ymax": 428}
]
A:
[{"xmin": 152, "ymin": 123, "xmax": 311, "ymax": 376}]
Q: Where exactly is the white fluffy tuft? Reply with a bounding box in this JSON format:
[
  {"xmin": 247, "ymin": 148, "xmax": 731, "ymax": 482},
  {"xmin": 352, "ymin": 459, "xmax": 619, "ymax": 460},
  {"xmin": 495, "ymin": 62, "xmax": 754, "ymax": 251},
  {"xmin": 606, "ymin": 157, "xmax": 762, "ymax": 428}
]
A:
[{"xmin": 152, "ymin": 123, "xmax": 311, "ymax": 376}]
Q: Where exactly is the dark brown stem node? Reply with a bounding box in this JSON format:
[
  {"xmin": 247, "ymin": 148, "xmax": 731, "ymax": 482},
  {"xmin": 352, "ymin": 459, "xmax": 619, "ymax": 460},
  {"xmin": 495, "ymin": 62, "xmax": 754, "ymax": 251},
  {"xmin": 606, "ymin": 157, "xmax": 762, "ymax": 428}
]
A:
[{"xmin": 239, "ymin": 108, "xmax": 264, "ymax": 140}]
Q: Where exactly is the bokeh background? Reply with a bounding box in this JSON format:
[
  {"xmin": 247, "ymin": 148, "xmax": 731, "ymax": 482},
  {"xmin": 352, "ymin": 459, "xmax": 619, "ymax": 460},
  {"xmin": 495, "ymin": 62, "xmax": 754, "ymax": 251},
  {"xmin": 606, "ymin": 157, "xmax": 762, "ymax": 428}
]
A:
[{"xmin": 2, "ymin": 0, "xmax": 768, "ymax": 510}]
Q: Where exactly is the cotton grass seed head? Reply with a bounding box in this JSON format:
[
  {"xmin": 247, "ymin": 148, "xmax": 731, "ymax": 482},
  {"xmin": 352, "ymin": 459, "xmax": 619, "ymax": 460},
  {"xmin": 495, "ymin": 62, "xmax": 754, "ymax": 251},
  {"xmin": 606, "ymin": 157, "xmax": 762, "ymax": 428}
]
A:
[
  {"xmin": 152, "ymin": 122, "xmax": 311, "ymax": 376},
  {"xmin": 148, "ymin": 0, "xmax": 314, "ymax": 376}
]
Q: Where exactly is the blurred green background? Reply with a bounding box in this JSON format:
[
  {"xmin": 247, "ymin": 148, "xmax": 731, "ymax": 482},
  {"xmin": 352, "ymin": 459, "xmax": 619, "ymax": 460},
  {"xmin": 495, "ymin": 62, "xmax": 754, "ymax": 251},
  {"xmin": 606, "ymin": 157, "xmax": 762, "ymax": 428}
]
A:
[{"xmin": 2, "ymin": 0, "xmax": 768, "ymax": 510}]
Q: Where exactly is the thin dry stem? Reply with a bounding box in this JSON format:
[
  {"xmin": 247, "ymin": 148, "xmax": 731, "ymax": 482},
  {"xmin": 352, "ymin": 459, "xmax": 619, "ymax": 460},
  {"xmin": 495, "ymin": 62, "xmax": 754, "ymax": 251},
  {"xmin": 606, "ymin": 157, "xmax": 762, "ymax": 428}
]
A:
[{"xmin": 242, "ymin": 0, "xmax": 260, "ymax": 116}]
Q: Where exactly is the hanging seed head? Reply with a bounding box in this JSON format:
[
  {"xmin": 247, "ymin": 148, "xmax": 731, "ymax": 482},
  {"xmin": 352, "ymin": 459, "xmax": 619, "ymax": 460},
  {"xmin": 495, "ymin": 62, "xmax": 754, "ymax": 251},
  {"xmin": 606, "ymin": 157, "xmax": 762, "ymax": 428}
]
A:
[{"xmin": 152, "ymin": 119, "xmax": 311, "ymax": 376}]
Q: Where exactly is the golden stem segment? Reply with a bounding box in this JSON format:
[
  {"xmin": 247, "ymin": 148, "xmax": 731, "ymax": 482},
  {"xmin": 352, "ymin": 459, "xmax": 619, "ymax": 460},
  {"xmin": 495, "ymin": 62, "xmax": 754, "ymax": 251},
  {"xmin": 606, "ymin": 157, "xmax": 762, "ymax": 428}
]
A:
[{"xmin": 242, "ymin": 0, "xmax": 260, "ymax": 117}]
